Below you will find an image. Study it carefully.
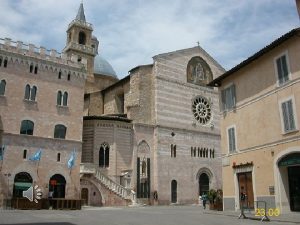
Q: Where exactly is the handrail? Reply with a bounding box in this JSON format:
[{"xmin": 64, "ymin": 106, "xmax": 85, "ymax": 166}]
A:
[{"xmin": 80, "ymin": 164, "xmax": 132, "ymax": 200}]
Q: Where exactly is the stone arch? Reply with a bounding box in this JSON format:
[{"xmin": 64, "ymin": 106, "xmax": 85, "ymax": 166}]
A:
[
  {"xmin": 186, "ymin": 56, "xmax": 213, "ymax": 85},
  {"xmin": 49, "ymin": 174, "xmax": 66, "ymax": 198},
  {"xmin": 196, "ymin": 167, "xmax": 213, "ymax": 181},
  {"xmin": 137, "ymin": 140, "xmax": 150, "ymax": 156},
  {"xmin": 274, "ymin": 147, "xmax": 300, "ymax": 212},
  {"xmin": 80, "ymin": 177, "xmax": 104, "ymax": 206},
  {"xmin": 196, "ymin": 167, "xmax": 213, "ymax": 196},
  {"xmin": 13, "ymin": 172, "xmax": 33, "ymax": 197}
]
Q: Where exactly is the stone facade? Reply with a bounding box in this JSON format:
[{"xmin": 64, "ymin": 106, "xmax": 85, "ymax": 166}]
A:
[
  {"xmin": 0, "ymin": 37, "xmax": 86, "ymax": 205},
  {"xmin": 209, "ymin": 28, "xmax": 300, "ymax": 213},
  {"xmin": 81, "ymin": 46, "xmax": 225, "ymax": 206}
]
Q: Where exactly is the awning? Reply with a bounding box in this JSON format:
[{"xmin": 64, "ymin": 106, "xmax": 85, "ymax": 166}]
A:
[
  {"xmin": 278, "ymin": 153, "xmax": 300, "ymax": 167},
  {"xmin": 14, "ymin": 182, "xmax": 32, "ymax": 190}
]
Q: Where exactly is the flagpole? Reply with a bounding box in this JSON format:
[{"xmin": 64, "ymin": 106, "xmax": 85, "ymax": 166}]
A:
[{"xmin": 37, "ymin": 160, "xmax": 40, "ymax": 177}]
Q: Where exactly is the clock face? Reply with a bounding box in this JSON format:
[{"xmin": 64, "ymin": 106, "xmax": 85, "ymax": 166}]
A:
[{"xmin": 192, "ymin": 96, "xmax": 212, "ymax": 125}]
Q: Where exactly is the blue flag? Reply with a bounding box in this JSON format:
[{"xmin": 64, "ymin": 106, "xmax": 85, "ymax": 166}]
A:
[
  {"xmin": 0, "ymin": 145, "xmax": 5, "ymax": 161},
  {"xmin": 29, "ymin": 149, "xmax": 42, "ymax": 161},
  {"xmin": 67, "ymin": 149, "xmax": 76, "ymax": 169}
]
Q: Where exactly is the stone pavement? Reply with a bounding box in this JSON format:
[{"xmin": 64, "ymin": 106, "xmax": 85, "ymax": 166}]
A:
[{"xmin": 0, "ymin": 205, "xmax": 299, "ymax": 225}]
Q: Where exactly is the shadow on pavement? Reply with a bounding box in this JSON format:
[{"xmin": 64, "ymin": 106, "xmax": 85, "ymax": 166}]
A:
[{"xmin": 1, "ymin": 223, "xmax": 76, "ymax": 225}]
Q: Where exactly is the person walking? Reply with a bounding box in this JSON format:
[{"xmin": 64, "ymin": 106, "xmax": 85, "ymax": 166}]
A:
[{"xmin": 202, "ymin": 192, "xmax": 207, "ymax": 209}]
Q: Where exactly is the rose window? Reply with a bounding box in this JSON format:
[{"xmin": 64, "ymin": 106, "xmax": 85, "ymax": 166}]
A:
[{"xmin": 192, "ymin": 96, "xmax": 212, "ymax": 125}]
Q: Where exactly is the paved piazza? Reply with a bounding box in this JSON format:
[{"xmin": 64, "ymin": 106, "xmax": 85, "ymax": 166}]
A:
[{"xmin": 0, "ymin": 206, "xmax": 298, "ymax": 225}]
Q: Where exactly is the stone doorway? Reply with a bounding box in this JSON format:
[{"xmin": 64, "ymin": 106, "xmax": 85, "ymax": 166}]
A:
[
  {"xmin": 81, "ymin": 188, "xmax": 89, "ymax": 206},
  {"xmin": 171, "ymin": 180, "xmax": 177, "ymax": 203}
]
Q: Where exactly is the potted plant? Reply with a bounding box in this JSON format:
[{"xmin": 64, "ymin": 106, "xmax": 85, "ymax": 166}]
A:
[
  {"xmin": 208, "ymin": 189, "xmax": 217, "ymax": 210},
  {"xmin": 208, "ymin": 189, "xmax": 223, "ymax": 211}
]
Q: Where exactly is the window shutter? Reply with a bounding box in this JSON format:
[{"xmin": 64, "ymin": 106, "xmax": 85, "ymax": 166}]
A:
[
  {"xmin": 231, "ymin": 128, "xmax": 236, "ymax": 151},
  {"xmin": 282, "ymin": 101, "xmax": 289, "ymax": 132},
  {"xmin": 277, "ymin": 58, "xmax": 283, "ymax": 84},
  {"xmin": 221, "ymin": 90, "xmax": 226, "ymax": 111},
  {"xmin": 228, "ymin": 128, "xmax": 236, "ymax": 152},
  {"xmin": 287, "ymin": 100, "xmax": 295, "ymax": 131},
  {"xmin": 231, "ymin": 84, "xmax": 236, "ymax": 107},
  {"xmin": 281, "ymin": 55, "xmax": 288, "ymax": 82},
  {"xmin": 228, "ymin": 128, "xmax": 232, "ymax": 152}
]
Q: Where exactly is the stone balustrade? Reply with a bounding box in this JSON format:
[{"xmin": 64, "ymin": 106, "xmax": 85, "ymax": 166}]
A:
[{"xmin": 80, "ymin": 164, "xmax": 132, "ymax": 200}]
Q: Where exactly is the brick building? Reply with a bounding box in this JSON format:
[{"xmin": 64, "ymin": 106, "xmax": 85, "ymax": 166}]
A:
[{"xmin": 0, "ymin": 36, "xmax": 86, "ymax": 205}]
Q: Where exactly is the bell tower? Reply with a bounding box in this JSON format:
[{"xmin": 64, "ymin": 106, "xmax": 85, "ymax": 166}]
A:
[{"xmin": 63, "ymin": 2, "xmax": 96, "ymax": 81}]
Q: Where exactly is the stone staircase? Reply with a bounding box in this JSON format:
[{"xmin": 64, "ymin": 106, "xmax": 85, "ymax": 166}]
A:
[{"xmin": 80, "ymin": 164, "xmax": 135, "ymax": 203}]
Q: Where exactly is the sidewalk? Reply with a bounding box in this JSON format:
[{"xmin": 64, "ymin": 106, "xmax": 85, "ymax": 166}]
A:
[{"xmin": 203, "ymin": 210, "xmax": 300, "ymax": 224}]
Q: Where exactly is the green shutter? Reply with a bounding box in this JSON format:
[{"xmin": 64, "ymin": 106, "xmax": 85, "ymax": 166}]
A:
[
  {"xmin": 231, "ymin": 84, "xmax": 236, "ymax": 107},
  {"xmin": 281, "ymin": 55, "xmax": 289, "ymax": 82},
  {"xmin": 287, "ymin": 100, "xmax": 295, "ymax": 131}
]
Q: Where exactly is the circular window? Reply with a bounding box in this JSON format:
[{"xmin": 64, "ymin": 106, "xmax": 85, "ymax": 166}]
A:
[{"xmin": 192, "ymin": 96, "xmax": 212, "ymax": 125}]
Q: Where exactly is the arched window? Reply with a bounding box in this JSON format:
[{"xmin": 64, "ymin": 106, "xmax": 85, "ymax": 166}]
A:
[
  {"xmin": 212, "ymin": 149, "xmax": 215, "ymax": 158},
  {"xmin": 34, "ymin": 65, "xmax": 38, "ymax": 74},
  {"xmin": 58, "ymin": 70, "xmax": 62, "ymax": 79},
  {"xmin": 67, "ymin": 72, "xmax": 71, "ymax": 81},
  {"xmin": 54, "ymin": 124, "xmax": 66, "ymax": 139},
  {"xmin": 30, "ymin": 86, "xmax": 37, "ymax": 101},
  {"xmin": 13, "ymin": 172, "xmax": 33, "ymax": 197},
  {"xmin": 24, "ymin": 84, "xmax": 31, "ymax": 100},
  {"xmin": 23, "ymin": 149, "xmax": 27, "ymax": 159},
  {"xmin": 0, "ymin": 80, "xmax": 6, "ymax": 95},
  {"xmin": 99, "ymin": 143, "xmax": 109, "ymax": 168},
  {"xmin": 20, "ymin": 120, "xmax": 34, "ymax": 135},
  {"xmin": 199, "ymin": 173, "xmax": 209, "ymax": 195},
  {"xmin": 49, "ymin": 174, "xmax": 66, "ymax": 198},
  {"xmin": 3, "ymin": 58, "xmax": 8, "ymax": 68},
  {"xmin": 0, "ymin": 57, "xmax": 2, "ymax": 67},
  {"xmin": 63, "ymin": 92, "xmax": 68, "ymax": 106},
  {"xmin": 191, "ymin": 147, "xmax": 193, "ymax": 157},
  {"xmin": 78, "ymin": 31, "xmax": 86, "ymax": 45},
  {"xmin": 57, "ymin": 153, "xmax": 61, "ymax": 162},
  {"xmin": 29, "ymin": 64, "xmax": 34, "ymax": 73},
  {"xmin": 57, "ymin": 91, "xmax": 62, "ymax": 105}
]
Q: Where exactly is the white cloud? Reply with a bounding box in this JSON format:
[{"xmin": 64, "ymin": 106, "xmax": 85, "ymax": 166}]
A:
[{"xmin": 0, "ymin": 0, "xmax": 298, "ymax": 77}]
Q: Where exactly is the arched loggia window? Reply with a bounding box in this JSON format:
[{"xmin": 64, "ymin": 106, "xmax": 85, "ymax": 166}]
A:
[{"xmin": 99, "ymin": 143, "xmax": 109, "ymax": 168}]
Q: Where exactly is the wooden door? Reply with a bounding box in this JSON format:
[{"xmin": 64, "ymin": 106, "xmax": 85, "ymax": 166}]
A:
[{"xmin": 237, "ymin": 172, "xmax": 254, "ymax": 209}]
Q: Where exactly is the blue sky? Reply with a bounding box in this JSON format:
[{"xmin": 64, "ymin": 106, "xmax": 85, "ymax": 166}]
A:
[{"xmin": 0, "ymin": 0, "xmax": 298, "ymax": 78}]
